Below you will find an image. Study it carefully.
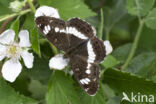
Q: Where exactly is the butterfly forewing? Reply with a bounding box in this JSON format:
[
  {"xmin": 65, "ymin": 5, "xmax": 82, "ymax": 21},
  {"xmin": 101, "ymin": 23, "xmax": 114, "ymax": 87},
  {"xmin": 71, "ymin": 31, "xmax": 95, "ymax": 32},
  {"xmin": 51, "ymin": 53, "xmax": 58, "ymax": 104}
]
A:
[
  {"xmin": 67, "ymin": 17, "xmax": 96, "ymax": 38},
  {"xmin": 35, "ymin": 16, "xmax": 70, "ymax": 52}
]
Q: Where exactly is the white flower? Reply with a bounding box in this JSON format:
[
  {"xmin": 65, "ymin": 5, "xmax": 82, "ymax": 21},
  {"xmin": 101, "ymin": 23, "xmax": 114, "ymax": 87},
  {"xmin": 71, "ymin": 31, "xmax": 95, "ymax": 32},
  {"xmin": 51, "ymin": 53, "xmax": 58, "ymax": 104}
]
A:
[
  {"xmin": 49, "ymin": 54, "xmax": 69, "ymax": 70},
  {"xmin": 9, "ymin": 0, "xmax": 26, "ymax": 12},
  {"xmin": 35, "ymin": 6, "xmax": 60, "ymax": 18},
  {"xmin": 103, "ymin": 40, "xmax": 113, "ymax": 55},
  {"xmin": 0, "ymin": 29, "xmax": 34, "ymax": 82}
]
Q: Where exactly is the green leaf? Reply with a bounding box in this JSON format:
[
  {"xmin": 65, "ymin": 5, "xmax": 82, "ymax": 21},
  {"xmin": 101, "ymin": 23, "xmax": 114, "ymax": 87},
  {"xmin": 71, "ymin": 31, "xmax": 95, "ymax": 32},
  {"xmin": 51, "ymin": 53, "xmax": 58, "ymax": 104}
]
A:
[
  {"xmin": 24, "ymin": 55, "xmax": 51, "ymax": 84},
  {"xmin": 139, "ymin": 26, "xmax": 156, "ymax": 50},
  {"xmin": 104, "ymin": 0, "xmax": 127, "ymax": 29},
  {"xmin": 112, "ymin": 43, "xmax": 132, "ymax": 65},
  {"xmin": 126, "ymin": 52, "xmax": 156, "ymax": 77},
  {"xmin": 0, "ymin": 0, "xmax": 12, "ymax": 7},
  {"xmin": 23, "ymin": 14, "xmax": 35, "ymax": 31},
  {"xmin": 102, "ymin": 84, "xmax": 115, "ymax": 100},
  {"xmin": 30, "ymin": 28, "xmax": 41, "ymax": 57},
  {"xmin": 10, "ymin": 17, "xmax": 20, "ymax": 41},
  {"xmin": 28, "ymin": 79, "xmax": 47, "ymax": 100},
  {"xmin": 101, "ymin": 55, "xmax": 119, "ymax": 68},
  {"xmin": 10, "ymin": 75, "xmax": 31, "ymax": 96},
  {"xmin": 145, "ymin": 8, "xmax": 156, "ymax": 30},
  {"xmin": 0, "ymin": 2, "xmax": 11, "ymax": 16},
  {"xmin": 46, "ymin": 71, "xmax": 80, "ymax": 104},
  {"xmin": 106, "ymin": 96, "xmax": 121, "ymax": 104},
  {"xmin": 79, "ymin": 83, "xmax": 106, "ymax": 104},
  {"xmin": 103, "ymin": 68, "xmax": 156, "ymax": 97},
  {"xmin": 126, "ymin": 0, "xmax": 155, "ymax": 16},
  {"xmin": 38, "ymin": 0, "xmax": 96, "ymax": 20},
  {"xmin": 0, "ymin": 78, "xmax": 37, "ymax": 104}
]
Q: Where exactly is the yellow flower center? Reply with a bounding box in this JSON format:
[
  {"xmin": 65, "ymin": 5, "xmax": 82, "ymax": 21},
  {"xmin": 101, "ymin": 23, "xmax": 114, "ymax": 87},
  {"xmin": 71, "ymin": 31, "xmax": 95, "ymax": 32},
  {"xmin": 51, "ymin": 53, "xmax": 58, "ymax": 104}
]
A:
[
  {"xmin": 6, "ymin": 43, "xmax": 21, "ymax": 60},
  {"xmin": 8, "ymin": 45, "xmax": 17, "ymax": 55}
]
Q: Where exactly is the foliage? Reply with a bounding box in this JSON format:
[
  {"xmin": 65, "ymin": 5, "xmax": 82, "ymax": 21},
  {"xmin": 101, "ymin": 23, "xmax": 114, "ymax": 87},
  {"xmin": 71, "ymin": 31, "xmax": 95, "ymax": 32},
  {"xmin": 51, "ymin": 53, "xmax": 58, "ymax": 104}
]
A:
[
  {"xmin": 0, "ymin": 0, "xmax": 156, "ymax": 104},
  {"xmin": 0, "ymin": 78, "xmax": 37, "ymax": 104}
]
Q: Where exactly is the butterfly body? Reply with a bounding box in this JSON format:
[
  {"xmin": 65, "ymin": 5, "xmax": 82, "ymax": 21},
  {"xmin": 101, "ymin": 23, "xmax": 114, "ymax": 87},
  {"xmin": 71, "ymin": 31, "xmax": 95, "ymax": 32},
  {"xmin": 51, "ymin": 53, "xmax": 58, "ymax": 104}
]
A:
[{"xmin": 35, "ymin": 15, "xmax": 112, "ymax": 95}]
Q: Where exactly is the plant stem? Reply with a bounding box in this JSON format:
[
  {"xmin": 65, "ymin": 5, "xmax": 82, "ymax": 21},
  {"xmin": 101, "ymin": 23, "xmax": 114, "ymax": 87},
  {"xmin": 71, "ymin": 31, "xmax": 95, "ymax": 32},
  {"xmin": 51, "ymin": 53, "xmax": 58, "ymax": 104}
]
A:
[
  {"xmin": 98, "ymin": 8, "xmax": 104, "ymax": 39},
  {"xmin": 27, "ymin": 0, "xmax": 36, "ymax": 13},
  {"xmin": 121, "ymin": 20, "xmax": 144, "ymax": 71},
  {"xmin": 49, "ymin": 42, "xmax": 58, "ymax": 55},
  {"xmin": 0, "ymin": 9, "xmax": 31, "ymax": 22}
]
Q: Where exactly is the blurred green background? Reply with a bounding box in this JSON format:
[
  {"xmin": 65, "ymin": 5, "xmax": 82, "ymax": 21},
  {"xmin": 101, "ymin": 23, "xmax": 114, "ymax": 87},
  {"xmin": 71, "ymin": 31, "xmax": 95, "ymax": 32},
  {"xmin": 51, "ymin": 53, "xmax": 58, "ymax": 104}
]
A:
[{"xmin": 0, "ymin": 0, "xmax": 156, "ymax": 104}]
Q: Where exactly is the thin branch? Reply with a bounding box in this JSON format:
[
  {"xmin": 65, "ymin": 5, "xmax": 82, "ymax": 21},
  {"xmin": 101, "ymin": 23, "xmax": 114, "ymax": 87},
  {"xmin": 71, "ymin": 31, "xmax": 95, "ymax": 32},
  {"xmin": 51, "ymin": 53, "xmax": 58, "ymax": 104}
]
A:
[
  {"xmin": 27, "ymin": 0, "xmax": 36, "ymax": 13},
  {"xmin": 121, "ymin": 20, "xmax": 144, "ymax": 71},
  {"xmin": 0, "ymin": 17, "xmax": 14, "ymax": 34}
]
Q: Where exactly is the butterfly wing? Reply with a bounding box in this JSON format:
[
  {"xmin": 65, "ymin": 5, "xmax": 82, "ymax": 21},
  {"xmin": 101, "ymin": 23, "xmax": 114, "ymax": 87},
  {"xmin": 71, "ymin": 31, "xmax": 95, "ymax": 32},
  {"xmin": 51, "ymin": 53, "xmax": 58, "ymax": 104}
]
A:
[
  {"xmin": 35, "ymin": 16, "xmax": 70, "ymax": 52},
  {"xmin": 64, "ymin": 17, "xmax": 97, "ymax": 56},
  {"xmin": 67, "ymin": 17, "xmax": 96, "ymax": 38},
  {"xmin": 68, "ymin": 35, "xmax": 108, "ymax": 95},
  {"xmin": 70, "ymin": 55, "xmax": 99, "ymax": 95},
  {"xmin": 35, "ymin": 17, "xmax": 97, "ymax": 52},
  {"xmin": 90, "ymin": 37, "xmax": 106, "ymax": 63},
  {"xmin": 35, "ymin": 16, "xmax": 110, "ymax": 96}
]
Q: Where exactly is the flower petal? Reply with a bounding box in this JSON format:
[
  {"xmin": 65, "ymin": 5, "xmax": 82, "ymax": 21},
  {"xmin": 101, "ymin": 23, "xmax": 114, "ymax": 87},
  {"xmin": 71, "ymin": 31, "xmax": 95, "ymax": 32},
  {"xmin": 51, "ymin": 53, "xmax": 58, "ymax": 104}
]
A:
[
  {"xmin": 19, "ymin": 30, "xmax": 31, "ymax": 47},
  {"xmin": 21, "ymin": 51, "xmax": 34, "ymax": 69},
  {"xmin": 103, "ymin": 40, "xmax": 113, "ymax": 55},
  {"xmin": 0, "ymin": 29, "xmax": 15, "ymax": 44},
  {"xmin": 2, "ymin": 59, "xmax": 22, "ymax": 82},
  {"xmin": 49, "ymin": 54, "xmax": 69, "ymax": 70},
  {"xmin": 35, "ymin": 6, "xmax": 60, "ymax": 18},
  {"xmin": 0, "ymin": 44, "xmax": 6, "ymax": 61}
]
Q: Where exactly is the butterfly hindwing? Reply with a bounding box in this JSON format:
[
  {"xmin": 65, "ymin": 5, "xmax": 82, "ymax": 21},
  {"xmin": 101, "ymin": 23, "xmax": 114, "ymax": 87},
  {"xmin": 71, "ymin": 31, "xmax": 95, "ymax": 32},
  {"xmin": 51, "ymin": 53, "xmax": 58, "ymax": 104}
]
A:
[
  {"xmin": 90, "ymin": 37, "xmax": 106, "ymax": 63},
  {"xmin": 70, "ymin": 55, "xmax": 99, "ymax": 95},
  {"xmin": 67, "ymin": 38, "xmax": 101, "ymax": 95}
]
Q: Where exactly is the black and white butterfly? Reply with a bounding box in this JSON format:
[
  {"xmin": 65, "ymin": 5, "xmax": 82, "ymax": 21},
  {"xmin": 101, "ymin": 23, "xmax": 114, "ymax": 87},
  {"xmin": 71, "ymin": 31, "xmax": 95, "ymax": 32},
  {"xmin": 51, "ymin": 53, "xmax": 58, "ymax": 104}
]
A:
[{"xmin": 35, "ymin": 6, "xmax": 112, "ymax": 96}]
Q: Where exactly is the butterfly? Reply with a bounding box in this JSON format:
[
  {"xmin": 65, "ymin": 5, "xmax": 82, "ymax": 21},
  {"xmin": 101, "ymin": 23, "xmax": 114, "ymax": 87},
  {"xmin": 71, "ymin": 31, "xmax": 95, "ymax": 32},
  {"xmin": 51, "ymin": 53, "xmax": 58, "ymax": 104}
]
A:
[{"xmin": 35, "ymin": 6, "xmax": 112, "ymax": 96}]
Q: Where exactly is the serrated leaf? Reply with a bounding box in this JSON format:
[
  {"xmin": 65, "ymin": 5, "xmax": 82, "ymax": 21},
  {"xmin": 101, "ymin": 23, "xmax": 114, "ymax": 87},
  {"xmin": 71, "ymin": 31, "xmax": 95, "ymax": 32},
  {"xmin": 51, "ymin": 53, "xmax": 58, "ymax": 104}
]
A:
[
  {"xmin": 126, "ymin": 52, "xmax": 156, "ymax": 77},
  {"xmin": 10, "ymin": 17, "xmax": 20, "ymax": 41},
  {"xmin": 0, "ymin": 77, "xmax": 37, "ymax": 104},
  {"xmin": 126, "ymin": 0, "xmax": 155, "ymax": 16},
  {"xmin": 103, "ymin": 68, "xmax": 156, "ymax": 98},
  {"xmin": 101, "ymin": 55, "xmax": 119, "ymax": 68},
  {"xmin": 46, "ymin": 71, "xmax": 80, "ymax": 104},
  {"xmin": 79, "ymin": 82, "xmax": 106, "ymax": 104},
  {"xmin": 145, "ymin": 8, "xmax": 156, "ymax": 30},
  {"xmin": 38, "ymin": 0, "xmax": 96, "ymax": 20},
  {"xmin": 30, "ymin": 28, "xmax": 41, "ymax": 57}
]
